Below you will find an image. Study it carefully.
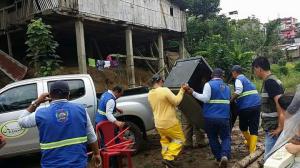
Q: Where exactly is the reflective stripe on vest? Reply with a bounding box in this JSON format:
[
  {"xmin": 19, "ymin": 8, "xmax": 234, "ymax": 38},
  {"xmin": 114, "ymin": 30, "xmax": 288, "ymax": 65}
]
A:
[
  {"xmin": 261, "ymin": 93, "xmax": 269, "ymax": 97},
  {"xmin": 208, "ymin": 100, "xmax": 230, "ymax": 104},
  {"xmin": 97, "ymin": 109, "xmax": 106, "ymax": 116},
  {"xmin": 40, "ymin": 136, "xmax": 87, "ymax": 150},
  {"xmin": 238, "ymin": 90, "xmax": 258, "ymax": 98},
  {"xmin": 261, "ymin": 112, "xmax": 278, "ymax": 118}
]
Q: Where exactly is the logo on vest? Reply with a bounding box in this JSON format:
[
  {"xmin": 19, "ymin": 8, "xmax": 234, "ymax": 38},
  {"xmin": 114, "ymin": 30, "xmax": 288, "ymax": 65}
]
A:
[
  {"xmin": 56, "ymin": 109, "xmax": 69, "ymax": 123},
  {"xmin": 220, "ymin": 84, "xmax": 226, "ymax": 91},
  {"xmin": 0, "ymin": 120, "xmax": 28, "ymax": 138}
]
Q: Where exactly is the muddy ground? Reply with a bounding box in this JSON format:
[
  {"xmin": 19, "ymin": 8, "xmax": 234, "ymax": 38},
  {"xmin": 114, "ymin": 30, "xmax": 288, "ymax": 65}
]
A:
[
  {"xmin": 131, "ymin": 126, "xmax": 264, "ymax": 168},
  {"xmin": 0, "ymin": 125, "xmax": 264, "ymax": 168}
]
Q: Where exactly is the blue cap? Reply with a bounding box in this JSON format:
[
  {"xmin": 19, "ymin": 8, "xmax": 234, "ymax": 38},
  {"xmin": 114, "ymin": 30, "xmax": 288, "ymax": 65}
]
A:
[
  {"xmin": 50, "ymin": 81, "xmax": 70, "ymax": 94},
  {"xmin": 212, "ymin": 68, "xmax": 224, "ymax": 78},
  {"xmin": 231, "ymin": 65, "xmax": 243, "ymax": 73}
]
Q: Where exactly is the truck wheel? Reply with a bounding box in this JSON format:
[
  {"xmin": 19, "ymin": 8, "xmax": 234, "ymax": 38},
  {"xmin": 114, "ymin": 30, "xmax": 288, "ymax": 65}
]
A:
[{"xmin": 123, "ymin": 122, "xmax": 143, "ymax": 152}]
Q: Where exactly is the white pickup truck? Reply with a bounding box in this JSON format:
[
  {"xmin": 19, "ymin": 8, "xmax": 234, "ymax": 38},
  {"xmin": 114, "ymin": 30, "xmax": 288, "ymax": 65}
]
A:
[
  {"xmin": 0, "ymin": 56, "xmax": 212, "ymax": 158},
  {"xmin": 0, "ymin": 74, "xmax": 154, "ymax": 157}
]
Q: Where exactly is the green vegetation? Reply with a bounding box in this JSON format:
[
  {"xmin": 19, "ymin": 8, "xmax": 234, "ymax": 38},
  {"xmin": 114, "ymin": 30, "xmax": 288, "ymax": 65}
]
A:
[
  {"xmin": 295, "ymin": 61, "xmax": 300, "ymax": 72},
  {"xmin": 278, "ymin": 58, "xmax": 289, "ymax": 75},
  {"xmin": 183, "ymin": 0, "xmax": 285, "ymax": 76},
  {"xmin": 183, "ymin": 0, "xmax": 299, "ymax": 92},
  {"xmin": 185, "ymin": 0, "xmax": 221, "ymax": 20},
  {"xmin": 25, "ymin": 18, "xmax": 62, "ymax": 76},
  {"xmin": 185, "ymin": 11, "xmax": 262, "ymax": 76}
]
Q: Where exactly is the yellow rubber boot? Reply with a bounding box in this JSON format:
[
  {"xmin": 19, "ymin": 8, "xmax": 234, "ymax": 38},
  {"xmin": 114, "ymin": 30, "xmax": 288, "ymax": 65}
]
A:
[
  {"xmin": 242, "ymin": 131, "xmax": 250, "ymax": 146},
  {"xmin": 249, "ymin": 135, "xmax": 258, "ymax": 154}
]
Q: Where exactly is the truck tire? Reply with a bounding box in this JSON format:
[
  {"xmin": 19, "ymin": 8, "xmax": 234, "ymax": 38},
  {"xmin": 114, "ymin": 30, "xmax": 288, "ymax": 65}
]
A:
[{"xmin": 123, "ymin": 122, "xmax": 143, "ymax": 152}]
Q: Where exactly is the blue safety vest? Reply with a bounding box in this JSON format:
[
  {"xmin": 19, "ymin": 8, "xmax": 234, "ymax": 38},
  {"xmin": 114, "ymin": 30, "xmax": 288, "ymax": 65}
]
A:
[
  {"xmin": 95, "ymin": 91, "xmax": 116, "ymax": 124},
  {"xmin": 203, "ymin": 79, "xmax": 230, "ymax": 119},
  {"xmin": 35, "ymin": 100, "xmax": 87, "ymax": 168},
  {"xmin": 235, "ymin": 75, "xmax": 261, "ymax": 110}
]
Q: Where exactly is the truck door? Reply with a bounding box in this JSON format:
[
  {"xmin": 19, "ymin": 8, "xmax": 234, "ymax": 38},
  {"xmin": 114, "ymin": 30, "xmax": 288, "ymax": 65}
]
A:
[
  {"xmin": 0, "ymin": 82, "xmax": 44, "ymax": 156},
  {"xmin": 44, "ymin": 78, "xmax": 96, "ymax": 124}
]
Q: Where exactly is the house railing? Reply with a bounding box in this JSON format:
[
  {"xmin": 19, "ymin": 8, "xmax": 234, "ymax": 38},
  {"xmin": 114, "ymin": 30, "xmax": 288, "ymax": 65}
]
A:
[{"xmin": 0, "ymin": 0, "xmax": 78, "ymax": 31}]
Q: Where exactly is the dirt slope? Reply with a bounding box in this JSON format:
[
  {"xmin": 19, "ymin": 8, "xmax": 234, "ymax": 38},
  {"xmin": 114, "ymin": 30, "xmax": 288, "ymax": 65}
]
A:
[{"xmin": 56, "ymin": 66, "xmax": 153, "ymax": 92}]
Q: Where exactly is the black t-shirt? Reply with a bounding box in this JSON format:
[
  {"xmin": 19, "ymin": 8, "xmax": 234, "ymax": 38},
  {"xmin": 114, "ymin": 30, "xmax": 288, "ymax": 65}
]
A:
[{"xmin": 264, "ymin": 79, "xmax": 284, "ymax": 99}]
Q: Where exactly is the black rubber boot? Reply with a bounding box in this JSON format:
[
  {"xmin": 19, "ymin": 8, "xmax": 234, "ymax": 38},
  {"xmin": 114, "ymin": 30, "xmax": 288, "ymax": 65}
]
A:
[{"xmin": 162, "ymin": 159, "xmax": 176, "ymax": 168}]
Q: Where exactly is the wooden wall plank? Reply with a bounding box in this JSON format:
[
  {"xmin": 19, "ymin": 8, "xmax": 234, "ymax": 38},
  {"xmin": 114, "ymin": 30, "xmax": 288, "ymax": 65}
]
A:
[{"xmin": 77, "ymin": 0, "xmax": 186, "ymax": 32}]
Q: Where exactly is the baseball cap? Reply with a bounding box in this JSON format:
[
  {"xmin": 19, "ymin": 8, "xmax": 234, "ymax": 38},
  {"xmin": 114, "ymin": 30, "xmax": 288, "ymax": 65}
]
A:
[
  {"xmin": 50, "ymin": 81, "xmax": 70, "ymax": 94},
  {"xmin": 231, "ymin": 65, "xmax": 243, "ymax": 73},
  {"xmin": 212, "ymin": 68, "xmax": 224, "ymax": 78}
]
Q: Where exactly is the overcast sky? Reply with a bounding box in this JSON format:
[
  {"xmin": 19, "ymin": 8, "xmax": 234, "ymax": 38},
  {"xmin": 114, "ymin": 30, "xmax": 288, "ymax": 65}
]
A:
[{"xmin": 220, "ymin": 0, "xmax": 300, "ymax": 23}]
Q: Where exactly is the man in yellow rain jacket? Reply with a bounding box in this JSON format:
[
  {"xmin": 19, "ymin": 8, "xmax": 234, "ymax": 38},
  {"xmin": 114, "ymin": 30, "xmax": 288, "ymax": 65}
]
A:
[{"xmin": 148, "ymin": 75, "xmax": 188, "ymax": 168}]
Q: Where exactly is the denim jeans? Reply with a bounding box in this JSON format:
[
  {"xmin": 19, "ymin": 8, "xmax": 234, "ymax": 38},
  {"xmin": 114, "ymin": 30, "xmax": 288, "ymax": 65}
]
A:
[
  {"xmin": 264, "ymin": 131, "xmax": 279, "ymax": 160},
  {"xmin": 204, "ymin": 118, "xmax": 231, "ymax": 161}
]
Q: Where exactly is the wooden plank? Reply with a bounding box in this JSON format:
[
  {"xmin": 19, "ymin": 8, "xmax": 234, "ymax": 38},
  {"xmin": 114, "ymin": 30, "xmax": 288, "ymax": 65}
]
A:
[
  {"xmin": 110, "ymin": 54, "xmax": 158, "ymax": 61},
  {"xmin": 150, "ymin": 43, "xmax": 155, "ymax": 58},
  {"xmin": 144, "ymin": 60, "xmax": 156, "ymax": 74},
  {"xmin": 158, "ymin": 33, "xmax": 165, "ymax": 78},
  {"xmin": 232, "ymin": 147, "xmax": 264, "ymax": 168},
  {"xmin": 135, "ymin": 49, "xmax": 156, "ymax": 74},
  {"xmin": 153, "ymin": 41, "xmax": 159, "ymax": 53},
  {"xmin": 0, "ymin": 50, "xmax": 28, "ymax": 81},
  {"xmin": 1, "ymin": 10, "xmax": 5, "ymax": 30},
  {"xmin": 159, "ymin": 0, "xmax": 168, "ymax": 29},
  {"xmin": 6, "ymin": 33, "xmax": 13, "ymax": 57},
  {"xmin": 15, "ymin": 1, "xmax": 18, "ymax": 22},
  {"xmin": 134, "ymin": 56, "xmax": 158, "ymax": 61},
  {"xmin": 179, "ymin": 36, "xmax": 185, "ymax": 59}
]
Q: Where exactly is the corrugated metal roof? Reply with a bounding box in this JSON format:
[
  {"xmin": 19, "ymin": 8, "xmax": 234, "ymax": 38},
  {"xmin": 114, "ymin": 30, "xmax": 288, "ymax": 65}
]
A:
[{"xmin": 0, "ymin": 50, "xmax": 27, "ymax": 81}]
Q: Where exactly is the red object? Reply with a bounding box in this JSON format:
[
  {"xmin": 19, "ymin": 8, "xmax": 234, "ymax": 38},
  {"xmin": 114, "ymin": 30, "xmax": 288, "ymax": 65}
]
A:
[
  {"xmin": 96, "ymin": 121, "xmax": 135, "ymax": 168},
  {"xmin": 0, "ymin": 50, "xmax": 27, "ymax": 81},
  {"xmin": 106, "ymin": 55, "xmax": 113, "ymax": 61},
  {"xmin": 0, "ymin": 134, "xmax": 6, "ymax": 149}
]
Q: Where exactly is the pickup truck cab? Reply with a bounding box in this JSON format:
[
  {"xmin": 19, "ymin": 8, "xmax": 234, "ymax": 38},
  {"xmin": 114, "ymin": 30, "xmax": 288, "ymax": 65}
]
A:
[{"xmin": 0, "ymin": 74, "xmax": 154, "ymax": 157}]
